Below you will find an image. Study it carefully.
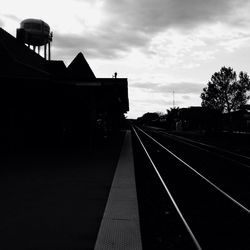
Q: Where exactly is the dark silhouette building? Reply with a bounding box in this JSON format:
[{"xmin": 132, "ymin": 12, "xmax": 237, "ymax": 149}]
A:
[
  {"xmin": 67, "ymin": 52, "xmax": 96, "ymax": 81},
  {"xmin": 0, "ymin": 27, "xmax": 129, "ymax": 150}
]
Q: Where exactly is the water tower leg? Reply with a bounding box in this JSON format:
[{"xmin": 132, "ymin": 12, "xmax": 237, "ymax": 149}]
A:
[
  {"xmin": 48, "ymin": 42, "xmax": 51, "ymax": 61},
  {"xmin": 44, "ymin": 44, "xmax": 47, "ymax": 60}
]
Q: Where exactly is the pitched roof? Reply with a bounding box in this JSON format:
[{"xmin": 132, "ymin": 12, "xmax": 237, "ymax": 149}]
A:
[
  {"xmin": 45, "ymin": 60, "xmax": 67, "ymax": 79},
  {"xmin": 67, "ymin": 52, "xmax": 96, "ymax": 81},
  {"xmin": 0, "ymin": 28, "xmax": 50, "ymax": 78}
]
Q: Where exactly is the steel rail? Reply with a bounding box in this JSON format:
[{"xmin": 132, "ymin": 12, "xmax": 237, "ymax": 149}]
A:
[
  {"xmin": 132, "ymin": 126, "xmax": 203, "ymax": 250},
  {"xmin": 160, "ymin": 130, "xmax": 250, "ymax": 163},
  {"xmin": 145, "ymin": 126, "xmax": 250, "ymax": 162},
  {"xmin": 136, "ymin": 126, "xmax": 250, "ymax": 215},
  {"xmin": 156, "ymin": 130, "xmax": 250, "ymax": 169}
]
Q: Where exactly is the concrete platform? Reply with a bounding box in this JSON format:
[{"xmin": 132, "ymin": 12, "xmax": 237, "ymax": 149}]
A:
[
  {"xmin": 1, "ymin": 130, "xmax": 142, "ymax": 249},
  {"xmin": 1, "ymin": 132, "xmax": 125, "ymax": 249},
  {"xmin": 94, "ymin": 130, "xmax": 142, "ymax": 250}
]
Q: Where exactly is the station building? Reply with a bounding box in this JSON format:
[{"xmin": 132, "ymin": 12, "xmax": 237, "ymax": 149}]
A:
[{"xmin": 0, "ymin": 27, "xmax": 129, "ymax": 150}]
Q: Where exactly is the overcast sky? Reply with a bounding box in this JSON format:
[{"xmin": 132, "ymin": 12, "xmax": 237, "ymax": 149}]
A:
[{"xmin": 1, "ymin": 0, "xmax": 250, "ymax": 118}]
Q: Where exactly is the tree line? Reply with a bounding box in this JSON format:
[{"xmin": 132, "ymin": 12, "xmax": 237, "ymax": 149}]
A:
[{"xmin": 135, "ymin": 66, "xmax": 250, "ymax": 132}]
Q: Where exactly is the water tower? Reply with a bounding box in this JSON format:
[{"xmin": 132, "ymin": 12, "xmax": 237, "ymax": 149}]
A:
[{"xmin": 16, "ymin": 18, "xmax": 53, "ymax": 60}]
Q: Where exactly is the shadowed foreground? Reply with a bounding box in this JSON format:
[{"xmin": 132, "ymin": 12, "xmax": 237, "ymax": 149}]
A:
[{"xmin": 1, "ymin": 133, "xmax": 125, "ymax": 250}]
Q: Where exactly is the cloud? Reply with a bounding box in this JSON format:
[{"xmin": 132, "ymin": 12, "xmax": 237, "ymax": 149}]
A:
[
  {"xmin": 133, "ymin": 98, "xmax": 174, "ymax": 106},
  {"xmin": 103, "ymin": 0, "xmax": 246, "ymax": 33},
  {"xmin": 53, "ymin": 26, "xmax": 149, "ymax": 59},
  {"xmin": 52, "ymin": 0, "xmax": 250, "ymax": 60},
  {"xmin": 131, "ymin": 81, "xmax": 205, "ymax": 95},
  {"xmin": 146, "ymin": 29, "xmax": 216, "ymax": 68},
  {"xmin": 3, "ymin": 14, "xmax": 21, "ymax": 22},
  {"xmin": 182, "ymin": 95, "xmax": 191, "ymax": 100},
  {"xmin": 219, "ymin": 33, "xmax": 250, "ymax": 52}
]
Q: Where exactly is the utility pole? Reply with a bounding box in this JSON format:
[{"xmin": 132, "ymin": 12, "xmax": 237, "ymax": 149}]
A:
[{"xmin": 173, "ymin": 91, "xmax": 175, "ymax": 108}]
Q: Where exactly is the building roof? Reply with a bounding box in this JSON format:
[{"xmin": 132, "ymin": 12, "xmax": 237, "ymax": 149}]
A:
[
  {"xmin": 98, "ymin": 78, "xmax": 129, "ymax": 112},
  {"xmin": 67, "ymin": 52, "xmax": 96, "ymax": 81},
  {"xmin": 45, "ymin": 60, "xmax": 67, "ymax": 79},
  {"xmin": 0, "ymin": 27, "xmax": 129, "ymax": 112},
  {"xmin": 0, "ymin": 27, "xmax": 50, "ymax": 79}
]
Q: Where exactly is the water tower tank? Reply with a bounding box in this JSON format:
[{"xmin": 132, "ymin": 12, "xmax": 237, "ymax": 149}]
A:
[
  {"xmin": 17, "ymin": 18, "xmax": 52, "ymax": 46},
  {"xmin": 17, "ymin": 18, "xmax": 53, "ymax": 60}
]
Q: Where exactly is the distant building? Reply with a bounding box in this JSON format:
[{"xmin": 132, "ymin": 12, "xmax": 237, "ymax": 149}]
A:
[
  {"xmin": 222, "ymin": 106, "xmax": 250, "ymax": 132},
  {"xmin": 0, "ymin": 27, "xmax": 129, "ymax": 150},
  {"xmin": 178, "ymin": 106, "xmax": 222, "ymax": 132}
]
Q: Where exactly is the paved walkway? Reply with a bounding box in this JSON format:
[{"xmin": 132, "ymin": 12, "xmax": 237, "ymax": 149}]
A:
[
  {"xmin": 1, "ymin": 130, "xmax": 142, "ymax": 249},
  {"xmin": 94, "ymin": 130, "xmax": 142, "ymax": 250}
]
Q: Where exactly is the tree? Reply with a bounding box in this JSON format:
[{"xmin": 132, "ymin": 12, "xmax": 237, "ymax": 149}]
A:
[
  {"xmin": 201, "ymin": 66, "xmax": 250, "ymax": 113},
  {"xmin": 141, "ymin": 112, "xmax": 159, "ymax": 123},
  {"xmin": 165, "ymin": 107, "xmax": 180, "ymax": 130}
]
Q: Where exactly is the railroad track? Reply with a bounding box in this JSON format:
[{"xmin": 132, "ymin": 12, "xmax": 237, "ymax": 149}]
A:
[
  {"xmin": 143, "ymin": 126, "xmax": 250, "ymax": 209},
  {"xmin": 132, "ymin": 125, "xmax": 250, "ymax": 250},
  {"xmin": 147, "ymin": 126, "xmax": 250, "ymax": 168}
]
